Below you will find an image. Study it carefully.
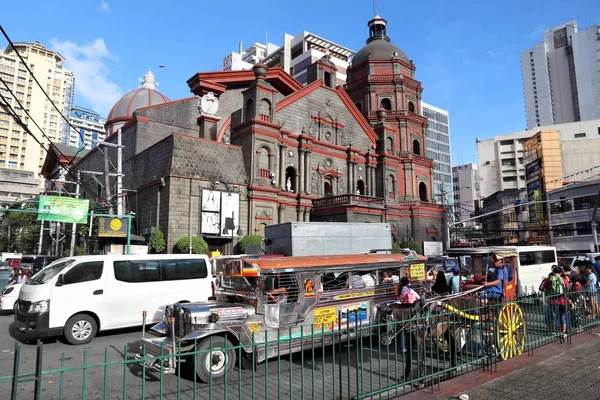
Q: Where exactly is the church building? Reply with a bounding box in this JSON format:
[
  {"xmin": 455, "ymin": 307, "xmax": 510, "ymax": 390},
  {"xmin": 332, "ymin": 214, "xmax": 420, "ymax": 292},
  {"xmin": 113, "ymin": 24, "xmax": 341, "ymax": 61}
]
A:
[{"xmin": 66, "ymin": 15, "xmax": 444, "ymax": 252}]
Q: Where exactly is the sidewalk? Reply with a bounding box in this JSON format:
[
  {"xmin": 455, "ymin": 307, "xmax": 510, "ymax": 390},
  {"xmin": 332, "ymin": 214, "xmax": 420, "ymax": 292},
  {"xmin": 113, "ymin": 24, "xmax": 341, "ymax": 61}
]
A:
[{"xmin": 400, "ymin": 328, "xmax": 600, "ymax": 400}]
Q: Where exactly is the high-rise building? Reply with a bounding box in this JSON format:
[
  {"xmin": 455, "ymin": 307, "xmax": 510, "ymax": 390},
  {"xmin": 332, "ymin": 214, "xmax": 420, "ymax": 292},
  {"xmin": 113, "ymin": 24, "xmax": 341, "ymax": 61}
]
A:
[
  {"xmin": 68, "ymin": 106, "xmax": 106, "ymax": 149},
  {"xmin": 477, "ymin": 119, "xmax": 600, "ymax": 198},
  {"xmin": 452, "ymin": 163, "xmax": 480, "ymax": 223},
  {"xmin": 225, "ymin": 32, "xmax": 355, "ymax": 86},
  {"xmin": 0, "ymin": 41, "xmax": 75, "ymax": 180},
  {"xmin": 422, "ymin": 102, "xmax": 452, "ymax": 210},
  {"xmin": 521, "ymin": 21, "xmax": 600, "ymax": 129}
]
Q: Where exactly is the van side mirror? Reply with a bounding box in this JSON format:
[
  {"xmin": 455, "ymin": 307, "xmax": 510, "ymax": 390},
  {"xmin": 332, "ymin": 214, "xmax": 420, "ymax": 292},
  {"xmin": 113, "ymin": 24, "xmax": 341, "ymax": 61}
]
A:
[
  {"xmin": 265, "ymin": 276, "xmax": 277, "ymax": 292},
  {"xmin": 56, "ymin": 274, "xmax": 64, "ymax": 287}
]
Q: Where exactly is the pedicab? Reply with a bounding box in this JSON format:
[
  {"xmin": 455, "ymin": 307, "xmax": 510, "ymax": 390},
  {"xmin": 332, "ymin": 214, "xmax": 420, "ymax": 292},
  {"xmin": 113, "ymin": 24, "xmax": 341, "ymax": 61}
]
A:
[{"xmin": 376, "ymin": 247, "xmax": 527, "ymax": 379}]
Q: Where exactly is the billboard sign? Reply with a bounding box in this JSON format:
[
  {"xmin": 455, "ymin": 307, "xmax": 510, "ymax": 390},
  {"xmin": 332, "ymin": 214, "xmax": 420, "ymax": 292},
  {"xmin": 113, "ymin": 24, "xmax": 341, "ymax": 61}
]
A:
[
  {"xmin": 37, "ymin": 195, "xmax": 89, "ymax": 224},
  {"xmin": 98, "ymin": 217, "xmax": 128, "ymax": 238},
  {"xmin": 201, "ymin": 189, "xmax": 240, "ymax": 237},
  {"xmin": 221, "ymin": 192, "xmax": 240, "ymax": 237},
  {"xmin": 423, "ymin": 241, "xmax": 443, "ymax": 257}
]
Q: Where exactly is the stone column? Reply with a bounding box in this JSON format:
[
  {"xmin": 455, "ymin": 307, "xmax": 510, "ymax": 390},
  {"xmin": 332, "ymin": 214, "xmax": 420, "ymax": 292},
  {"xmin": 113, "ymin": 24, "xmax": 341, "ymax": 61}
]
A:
[
  {"xmin": 405, "ymin": 165, "xmax": 413, "ymax": 198},
  {"xmin": 350, "ymin": 161, "xmax": 356, "ymax": 194},
  {"xmin": 365, "ymin": 163, "xmax": 370, "ymax": 197},
  {"xmin": 297, "ymin": 149, "xmax": 304, "ymax": 194},
  {"xmin": 347, "ymin": 159, "xmax": 352, "ymax": 193},
  {"xmin": 304, "ymin": 150, "xmax": 311, "ymax": 194},
  {"xmin": 278, "ymin": 143, "xmax": 287, "ymax": 190},
  {"xmin": 278, "ymin": 205, "xmax": 285, "ymax": 223},
  {"xmin": 303, "ymin": 207, "xmax": 309, "ymax": 222},
  {"xmin": 296, "ymin": 206, "xmax": 302, "ymax": 222}
]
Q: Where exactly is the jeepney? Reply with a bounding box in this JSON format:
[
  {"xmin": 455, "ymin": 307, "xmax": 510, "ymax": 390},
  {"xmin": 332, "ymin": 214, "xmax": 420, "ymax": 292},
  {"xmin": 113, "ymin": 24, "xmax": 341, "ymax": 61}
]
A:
[{"xmin": 137, "ymin": 253, "xmax": 425, "ymax": 382}]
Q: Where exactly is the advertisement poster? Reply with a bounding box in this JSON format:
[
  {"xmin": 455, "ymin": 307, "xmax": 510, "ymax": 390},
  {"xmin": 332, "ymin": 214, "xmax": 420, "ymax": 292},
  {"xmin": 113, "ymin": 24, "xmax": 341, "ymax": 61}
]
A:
[
  {"xmin": 201, "ymin": 212, "xmax": 221, "ymax": 235},
  {"xmin": 37, "ymin": 195, "xmax": 89, "ymax": 224},
  {"xmin": 98, "ymin": 217, "xmax": 129, "ymax": 238},
  {"xmin": 201, "ymin": 190, "xmax": 221, "ymax": 212},
  {"xmin": 220, "ymin": 192, "xmax": 240, "ymax": 237},
  {"xmin": 313, "ymin": 307, "xmax": 336, "ymax": 330}
]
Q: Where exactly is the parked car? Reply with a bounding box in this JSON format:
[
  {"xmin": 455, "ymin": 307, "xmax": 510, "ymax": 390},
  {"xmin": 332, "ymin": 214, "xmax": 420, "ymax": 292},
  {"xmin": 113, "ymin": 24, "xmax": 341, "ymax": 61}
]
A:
[
  {"xmin": 16, "ymin": 254, "xmax": 214, "ymax": 345},
  {"xmin": 8, "ymin": 258, "xmax": 20, "ymax": 268},
  {"xmin": 32, "ymin": 256, "xmax": 60, "ymax": 274},
  {"xmin": 0, "ymin": 283, "xmax": 22, "ymax": 312},
  {"xmin": 558, "ymin": 255, "xmax": 589, "ymax": 273},
  {"xmin": 0, "ymin": 269, "xmax": 12, "ymax": 283}
]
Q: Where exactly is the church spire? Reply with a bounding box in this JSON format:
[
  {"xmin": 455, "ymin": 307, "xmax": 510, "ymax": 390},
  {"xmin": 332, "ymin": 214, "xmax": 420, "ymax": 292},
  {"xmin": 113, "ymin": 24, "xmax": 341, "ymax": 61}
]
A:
[{"xmin": 139, "ymin": 68, "xmax": 159, "ymax": 90}]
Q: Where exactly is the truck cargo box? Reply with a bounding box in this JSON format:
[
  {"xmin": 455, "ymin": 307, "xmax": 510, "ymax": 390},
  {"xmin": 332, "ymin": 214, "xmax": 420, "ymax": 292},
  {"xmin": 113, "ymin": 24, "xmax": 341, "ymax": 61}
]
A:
[{"xmin": 264, "ymin": 222, "xmax": 391, "ymax": 256}]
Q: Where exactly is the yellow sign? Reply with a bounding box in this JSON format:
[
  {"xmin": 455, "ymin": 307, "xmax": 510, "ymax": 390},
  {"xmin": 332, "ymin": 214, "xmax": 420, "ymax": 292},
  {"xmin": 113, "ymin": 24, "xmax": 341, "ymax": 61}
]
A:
[
  {"xmin": 98, "ymin": 217, "xmax": 128, "ymax": 238},
  {"xmin": 109, "ymin": 218, "xmax": 122, "ymax": 231},
  {"xmin": 409, "ymin": 263, "xmax": 426, "ymax": 281},
  {"xmin": 313, "ymin": 307, "xmax": 337, "ymax": 329},
  {"xmin": 210, "ymin": 250, "xmax": 221, "ymax": 259},
  {"xmin": 248, "ymin": 323, "xmax": 260, "ymax": 334},
  {"xmin": 333, "ymin": 290, "xmax": 376, "ymax": 301}
]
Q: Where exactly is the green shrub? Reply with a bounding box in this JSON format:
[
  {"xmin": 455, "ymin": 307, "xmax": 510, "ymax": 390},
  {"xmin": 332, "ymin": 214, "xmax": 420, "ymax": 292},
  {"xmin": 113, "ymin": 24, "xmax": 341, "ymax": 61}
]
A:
[
  {"xmin": 174, "ymin": 236, "xmax": 209, "ymax": 255},
  {"xmin": 399, "ymin": 241, "xmax": 421, "ymax": 254},
  {"xmin": 238, "ymin": 235, "xmax": 263, "ymax": 252},
  {"xmin": 391, "ymin": 242, "xmax": 402, "ymax": 254},
  {"xmin": 62, "ymin": 246, "xmax": 85, "ymax": 257},
  {"xmin": 148, "ymin": 227, "xmax": 166, "ymax": 253}
]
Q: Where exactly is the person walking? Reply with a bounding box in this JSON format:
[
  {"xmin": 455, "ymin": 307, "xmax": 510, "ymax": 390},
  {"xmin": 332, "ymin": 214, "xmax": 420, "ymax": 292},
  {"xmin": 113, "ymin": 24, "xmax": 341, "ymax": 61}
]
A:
[{"xmin": 543, "ymin": 265, "xmax": 568, "ymax": 338}]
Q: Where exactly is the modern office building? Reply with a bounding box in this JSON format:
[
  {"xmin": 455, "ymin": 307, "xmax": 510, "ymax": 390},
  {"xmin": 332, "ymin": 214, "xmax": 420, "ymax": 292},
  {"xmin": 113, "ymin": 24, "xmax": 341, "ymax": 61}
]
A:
[
  {"xmin": 521, "ymin": 21, "xmax": 600, "ymax": 129},
  {"xmin": 522, "ymin": 130, "xmax": 563, "ymax": 244},
  {"xmin": 422, "ymin": 102, "xmax": 452, "ymax": 211},
  {"xmin": 452, "ymin": 163, "xmax": 480, "ymax": 223},
  {"xmin": 0, "ymin": 41, "xmax": 75, "ymax": 180},
  {"xmin": 477, "ymin": 118, "xmax": 600, "ymax": 198},
  {"xmin": 67, "ymin": 106, "xmax": 106, "ymax": 149},
  {"xmin": 548, "ymin": 179, "xmax": 600, "ymax": 253}
]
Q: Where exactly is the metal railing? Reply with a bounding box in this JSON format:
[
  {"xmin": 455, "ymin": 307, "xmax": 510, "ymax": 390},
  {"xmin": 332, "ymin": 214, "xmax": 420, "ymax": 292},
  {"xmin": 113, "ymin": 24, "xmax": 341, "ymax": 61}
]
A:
[{"xmin": 2, "ymin": 290, "xmax": 599, "ymax": 399}]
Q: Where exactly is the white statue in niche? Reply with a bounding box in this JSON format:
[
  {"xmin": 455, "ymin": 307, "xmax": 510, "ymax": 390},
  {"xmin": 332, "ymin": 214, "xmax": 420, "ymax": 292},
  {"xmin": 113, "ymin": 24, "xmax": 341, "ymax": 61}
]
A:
[{"xmin": 286, "ymin": 177, "xmax": 292, "ymax": 192}]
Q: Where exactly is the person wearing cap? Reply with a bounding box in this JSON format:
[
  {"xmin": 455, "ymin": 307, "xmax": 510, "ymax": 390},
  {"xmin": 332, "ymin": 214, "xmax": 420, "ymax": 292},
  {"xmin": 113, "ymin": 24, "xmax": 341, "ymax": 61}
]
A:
[
  {"xmin": 450, "ymin": 265, "xmax": 461, "ymax": 294},
  {"xmin": 481, "ymin": 257, "xmax": 507, "ymax": 300}
]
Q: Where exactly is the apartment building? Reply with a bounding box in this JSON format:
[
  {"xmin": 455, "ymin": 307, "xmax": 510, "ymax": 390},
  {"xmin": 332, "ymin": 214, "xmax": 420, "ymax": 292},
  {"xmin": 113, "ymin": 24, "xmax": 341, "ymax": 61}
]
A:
[
  {"xmin": 521, "ymin": 21, "xmax": 600, "ymax": 128},
  {"xmin": 0, "ymin": 167, "xmax": 39, "ymax": 205},
  {"xmin": 0, "ymin": 41, "xmax": 74, "ymax": 180},
  {"xmin": 67, "ymin": 106, "xmax": 106, "ymax": 149},
  {"xmin": 222, "ymin": 42, "xmax": 279, "ymax": 71},
  {"xmin": 452, "ymin": 163, "xmax": 480, "ymax": 223}
]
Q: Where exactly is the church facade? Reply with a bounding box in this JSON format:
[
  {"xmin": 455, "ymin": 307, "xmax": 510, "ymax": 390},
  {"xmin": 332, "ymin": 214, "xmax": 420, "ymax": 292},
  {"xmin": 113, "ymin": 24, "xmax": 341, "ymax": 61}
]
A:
[{"xmin": 71, "ymin": 15, "xmax": 444, "ymax": 253}]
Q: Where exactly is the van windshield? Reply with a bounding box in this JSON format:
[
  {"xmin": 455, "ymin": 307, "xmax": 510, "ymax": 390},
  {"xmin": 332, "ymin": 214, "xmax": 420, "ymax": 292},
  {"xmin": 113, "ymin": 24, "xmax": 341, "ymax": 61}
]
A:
[{"xmin": 27, "ymin": 259, "xmax": 75, "ymax": 285}]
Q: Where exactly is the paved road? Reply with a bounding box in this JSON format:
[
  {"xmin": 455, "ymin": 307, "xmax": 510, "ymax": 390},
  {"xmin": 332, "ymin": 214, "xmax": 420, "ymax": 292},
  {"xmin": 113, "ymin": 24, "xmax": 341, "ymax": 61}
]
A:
[
  {"xmin": 0, "ymin": 312, "xmax": 422, "ymax": 400},
  {"xmin": 464, "ymin": 336, "xmax": 600, "ymax": 400}
]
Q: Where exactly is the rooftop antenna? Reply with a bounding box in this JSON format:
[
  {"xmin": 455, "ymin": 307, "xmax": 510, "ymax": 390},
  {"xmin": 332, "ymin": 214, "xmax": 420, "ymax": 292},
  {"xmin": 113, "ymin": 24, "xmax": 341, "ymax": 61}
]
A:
[
  {"xmin": 373, "ymin": 0, "xmax": 379, "ymax": 15},
  {"xmin": 265, "ymin": 29, "xmax": 268, "ymax": 48}
]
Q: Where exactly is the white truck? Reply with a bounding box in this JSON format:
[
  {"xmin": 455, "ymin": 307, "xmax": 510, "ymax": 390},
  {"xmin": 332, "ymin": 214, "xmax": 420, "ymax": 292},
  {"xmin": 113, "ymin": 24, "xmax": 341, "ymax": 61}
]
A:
[{"xmin": 263, "ymin": 222, "xmax": 392, "ymax": 256}]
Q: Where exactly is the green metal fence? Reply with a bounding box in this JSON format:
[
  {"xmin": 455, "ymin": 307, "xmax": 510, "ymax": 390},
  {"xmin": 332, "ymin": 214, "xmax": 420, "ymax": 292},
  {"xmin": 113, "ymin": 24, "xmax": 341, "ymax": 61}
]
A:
[{"xmin": 2, "ymin": 291, "xmax": 599, "ymax": 400}]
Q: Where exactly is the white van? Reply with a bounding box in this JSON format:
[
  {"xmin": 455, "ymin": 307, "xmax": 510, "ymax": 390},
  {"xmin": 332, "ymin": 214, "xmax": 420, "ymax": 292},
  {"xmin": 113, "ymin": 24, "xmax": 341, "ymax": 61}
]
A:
[{"xmin": 15, "ymin": 254, "xmax": 213, "ymax": 345}]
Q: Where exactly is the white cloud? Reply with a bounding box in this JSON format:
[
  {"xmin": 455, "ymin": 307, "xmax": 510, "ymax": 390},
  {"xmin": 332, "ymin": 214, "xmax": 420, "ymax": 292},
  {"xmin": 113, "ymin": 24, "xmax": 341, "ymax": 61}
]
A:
[
  {"xmin": 50, "ymin": 38, "xmax": 122, "ymax": 116},
  {"xmin": 100, "ymin": 2, "xmax": 110, "ymax": 12}
]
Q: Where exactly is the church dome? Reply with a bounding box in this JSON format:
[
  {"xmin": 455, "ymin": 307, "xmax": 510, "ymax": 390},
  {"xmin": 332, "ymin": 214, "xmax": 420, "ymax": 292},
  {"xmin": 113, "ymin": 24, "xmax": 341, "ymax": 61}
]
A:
[
  {"xmin": 352, "ymin": 14, "xmax": 409, "ymax": 66},
  {"xmin": 105, "ymin": 69, "xmax": 170, "ymax": 135}
]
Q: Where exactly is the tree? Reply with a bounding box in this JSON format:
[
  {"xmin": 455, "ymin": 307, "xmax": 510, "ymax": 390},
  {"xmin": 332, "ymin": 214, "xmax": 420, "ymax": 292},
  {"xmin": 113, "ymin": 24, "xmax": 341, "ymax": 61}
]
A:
[
  {"xmin": 174, "ymin": 236, "xmax": 209, "ymax": 255},
  {"xmin": 148, "ymin": 227, "xmax": 166, "ymax": 253},
  {"xmin": 238, "ymin": 235, "xmax": 263, "ymax": 253},
  {"xmin": 391, "ymin": 242, "xmax": 402, "ymax": 254},
  {"xmin": 3, "ymin": 205, "xmax": 40, "ymax": 254},
  {"xmin": 399, "ymin": 241, "xmax": 421, "ymax": 254},
  {"xmin": 62, "ymin": 246, "xmax": 85, "ymax": 257}
]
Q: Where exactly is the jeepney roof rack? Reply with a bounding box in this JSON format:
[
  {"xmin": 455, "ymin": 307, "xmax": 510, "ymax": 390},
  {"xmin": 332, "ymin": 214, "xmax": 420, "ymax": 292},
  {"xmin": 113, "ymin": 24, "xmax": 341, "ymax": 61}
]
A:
[{"xmin": 368, "ymin": 248, "xmax": 393, "ymax": 254}]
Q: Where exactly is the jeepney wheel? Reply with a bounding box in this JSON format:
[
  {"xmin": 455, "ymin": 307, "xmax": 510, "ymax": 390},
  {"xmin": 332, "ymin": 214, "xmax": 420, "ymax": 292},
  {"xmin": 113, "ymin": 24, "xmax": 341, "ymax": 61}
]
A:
[
  {"xmin": 496, "ymin": 302, "xmax": 526, "ymax": 360},
  {"xmin": 195, "ymin": 336, "xmax": 237, "ymax": 383}
]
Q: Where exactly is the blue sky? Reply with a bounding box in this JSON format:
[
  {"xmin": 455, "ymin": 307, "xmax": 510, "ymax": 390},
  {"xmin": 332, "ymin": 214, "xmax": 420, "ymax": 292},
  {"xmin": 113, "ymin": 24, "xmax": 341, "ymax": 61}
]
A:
[{"xmin": 1, "ymin": 0, "xmax": 599, "ymax": 164}]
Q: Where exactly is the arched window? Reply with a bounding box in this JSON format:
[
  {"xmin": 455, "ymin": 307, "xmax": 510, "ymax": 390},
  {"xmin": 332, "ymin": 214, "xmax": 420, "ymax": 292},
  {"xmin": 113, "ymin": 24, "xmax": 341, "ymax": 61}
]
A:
[
  {"xmin": 408, "ymin": 101, "xmax": 415, "ymax": 113},
  {"xmin": 355, "ymin": 102, "xmax": 362, "ymax": 112},
  {"xmin": 324, "ymin": 175, "xmax": 334, "ymax": 196},
  {"xmin": 413, "ymin": 139, "xmax": 421, "ymax": 155},
  {"xmin": 419, "ymin": 182, "xmax": 428, "ymax": 202},
  {"xmin": 356, "ymin": 180, "xmax": 365, "ymax": 195},
  {"xmin": 257, "ymin": 147, "xmax": 270, "ymax": 178},
  {"xmin": 285, "ymin": 166, "xmax": 296, "ymax": 193},
  {"xmin": 259, "ymin": 223, "xmax": 268, "ymax": 236},
  {"xmin": 386, "ymin": 136, "xmax": 394, "ymax": 155},
  {"xmin": 259, "ymin": 99, "xmax": 271, "ymax": 122},
  {"xmin": 387, "ymin": 175, "xmax": 396, "ymax": 199},
  {"xmin": 380, "ymin": 98, "xmax": 392, "ymax": 111},
  {"xmin": 245, "ymin": 98, "xmax": 255, "ymax": 122}
]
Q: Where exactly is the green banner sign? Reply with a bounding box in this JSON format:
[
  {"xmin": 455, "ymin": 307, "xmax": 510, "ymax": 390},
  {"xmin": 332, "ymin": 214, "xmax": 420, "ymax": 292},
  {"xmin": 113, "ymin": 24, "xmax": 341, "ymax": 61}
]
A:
[{"xmin": 37, "ymin": 195, "xmax": 90, "ymax": 224}]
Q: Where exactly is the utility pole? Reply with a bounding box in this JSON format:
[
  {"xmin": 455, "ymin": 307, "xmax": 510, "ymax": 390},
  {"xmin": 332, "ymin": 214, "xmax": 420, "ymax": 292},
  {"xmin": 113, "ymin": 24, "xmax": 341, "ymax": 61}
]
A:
[
  {"xmin": 590, "ymin": 186, "xmax": 600, "ymax": 252},
  {"xmin": 438, "ymin": 187, "xmax": 451, "ymax": 250},
  {"xmin": 69, "ymin": 170, "xmax": 81, "ymax": 257},
  {"xmin": 116, "ymin": 128, "xmax": 123, "ymax": 216},
  {"xmin": 104, "ymin": 149, "xmax": 113, "ymax": 214},
  {"xmin": 54, "ymin": 222, "xmax": 61, "ymax": 256},
  {"xmin": 37, "ymin": 221, "xmax": 44, "ymax": 255}
]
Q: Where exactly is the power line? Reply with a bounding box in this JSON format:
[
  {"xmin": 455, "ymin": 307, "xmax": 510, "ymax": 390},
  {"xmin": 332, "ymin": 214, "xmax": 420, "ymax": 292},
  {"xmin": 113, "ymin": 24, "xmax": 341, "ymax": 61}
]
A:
[
  {"xmin": 0, "ymin": 25, "xmax": 117, "ymax": 173},
  {"xmin": 0, "ymin": 85, "xmax": 105, "ymax": 203}
]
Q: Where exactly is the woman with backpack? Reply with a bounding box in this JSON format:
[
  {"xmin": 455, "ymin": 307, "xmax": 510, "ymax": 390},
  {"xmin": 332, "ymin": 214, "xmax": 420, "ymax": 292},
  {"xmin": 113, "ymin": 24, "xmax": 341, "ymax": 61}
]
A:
[{"xmin": 543, "ymin": 265, "xmax": 569, "ymax": 338}]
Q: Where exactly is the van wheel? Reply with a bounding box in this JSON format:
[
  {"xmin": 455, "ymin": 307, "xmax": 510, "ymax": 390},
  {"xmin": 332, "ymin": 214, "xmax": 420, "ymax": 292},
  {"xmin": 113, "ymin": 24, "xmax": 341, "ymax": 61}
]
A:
[
  {"xmin": 194, "ymin": 336, "xmax": 236, "ymax": 383},
  {"xmin": 64, "ymin": 314, "xmax": 97, "ymax": 345}
]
